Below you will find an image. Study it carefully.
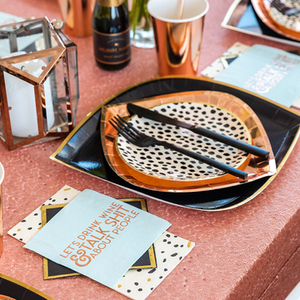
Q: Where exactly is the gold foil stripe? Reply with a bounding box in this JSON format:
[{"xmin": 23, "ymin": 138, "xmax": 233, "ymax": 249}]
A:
[
  {"xmin": 93, "ymin": 27, "xmax": 130, "ymax": 36},
  {"xmin": 97, "ymin": 0, "xmax": 124, "ymax": 7},
  {"xmin": 0, "ymin": 273, "xmax": 55, "ymax": 300},
  {"xmin": 95, "ymin": 55, "xmax": 131, "ymax": 65}
]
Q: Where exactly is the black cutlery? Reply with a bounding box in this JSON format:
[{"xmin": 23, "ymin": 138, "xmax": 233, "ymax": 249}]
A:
[
  {"xmin": 127, "ymin": 103, "xmax": 269, "ymax": 159},
  {"xmin": 110, "ymin": 115, "xmax": 248, "ymax": 179},
  {"xmin": 270, "ymin": 0, "xmax": 300, "ymax": 16}
]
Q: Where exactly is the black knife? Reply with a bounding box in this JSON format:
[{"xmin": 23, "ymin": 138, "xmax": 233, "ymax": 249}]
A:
[{"xmin": 127, "ymin": 103, "xmax": 269, "ymax": 159}]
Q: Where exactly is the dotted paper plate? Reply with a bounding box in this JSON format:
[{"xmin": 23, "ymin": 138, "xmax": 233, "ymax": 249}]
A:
[
  {"xmin": 251, "ymin": 0, "xmax": 300, "ymax": 41},
  {"xmin": 116, "ymin": 102, "xmax": 250, "ymax": 182},
  {"xmin": 101, "ymin": 90, "xmax": 275, "ymax": 193},
  {"xmin": 267, "ymin": 0, "xmax": 300, "ymax": 32}
]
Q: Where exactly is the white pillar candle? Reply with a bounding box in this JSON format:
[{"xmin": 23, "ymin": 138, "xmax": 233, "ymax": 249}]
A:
[{"xmin": 3, "ymin": 52, "xmax": 54, "ymax": 138}]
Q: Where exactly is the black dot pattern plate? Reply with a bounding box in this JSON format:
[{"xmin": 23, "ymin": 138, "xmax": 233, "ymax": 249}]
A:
[
  {"xmin": 51, "ymin": 78, "xmax": 285, "ymax": 210},
  {"xmin": 116, "ymin": 102, "xmax": 250, "ymax": 181},
  {"xmin": 265, "ymin": 0, "xmax": 300, "ymax": 32}
]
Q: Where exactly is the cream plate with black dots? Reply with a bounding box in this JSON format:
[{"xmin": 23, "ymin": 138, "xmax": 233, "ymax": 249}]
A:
[
  {"xmin": 116, "ymin": 102, "xmax": 250, "ymax": 182},
  {"xmin": 268, "ymin": 0, "xmax": 300, "ymax": 32}
]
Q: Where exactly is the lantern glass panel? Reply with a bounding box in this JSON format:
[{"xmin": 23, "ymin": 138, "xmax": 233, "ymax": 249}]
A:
[
  {"xmin": 49, "ymin": 57, "xmax": 69, "ymax": 134},
  {"xmin": 4, "ymin": 71, "xmax": 38, "ymax": 144},
  {"xmin": 0, "ymin": 32, "xmax": 10, "ymax": 58},
  {"xmin": 67, "ymin": 46, "xmax": 79, "ymax": 125},
  {"xmin": 16, "ymin": 23, "xmax": 44, "ymax": 53},
  {"xmin": 7, "ymin": 53, "xmax": 59, "ymax": 139},
  {"xmin": 0, "ymin": 108, "xmax": 4, "ymax": 142},
  {"xmin": 17, "ymin": 54, "xmax": 56, "ymax": 135},
  {"xmin": 0, "ymin": 19, "xmax": 44, "ymax": 55}
]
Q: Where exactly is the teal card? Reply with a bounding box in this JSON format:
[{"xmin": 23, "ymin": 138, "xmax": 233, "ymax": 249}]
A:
[
  {"xmin": 24, "ymin": 190, "xmax": 171, "ymax": 288},
  {"xmin": 215, "ymin": 44, "xmax": 300, "ymax": 107}
]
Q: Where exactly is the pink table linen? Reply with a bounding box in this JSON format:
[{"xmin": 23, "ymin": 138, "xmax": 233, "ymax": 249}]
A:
[{"xmin": 0, "ymin": 0, "xmax": 299, "ymax": 299}]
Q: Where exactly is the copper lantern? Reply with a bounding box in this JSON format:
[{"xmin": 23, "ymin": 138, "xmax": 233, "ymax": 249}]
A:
[{"xmin": 0, "ymin": 17, "xmax": 79, "ymax": 150}]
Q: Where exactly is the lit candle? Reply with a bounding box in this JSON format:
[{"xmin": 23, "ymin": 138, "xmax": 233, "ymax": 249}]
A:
[{"xmin": 3, "ymin": 52, "xmax": 54, "ymax": 138}]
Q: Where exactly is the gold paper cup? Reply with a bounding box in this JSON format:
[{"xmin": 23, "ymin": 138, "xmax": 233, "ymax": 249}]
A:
[
  {"xmin": 0, "ymin": 163, "xmax": 4, "ymax": 257},
  {"xmin": 147, "ymin": 0, "xmax": 209, "ymax": 76}
]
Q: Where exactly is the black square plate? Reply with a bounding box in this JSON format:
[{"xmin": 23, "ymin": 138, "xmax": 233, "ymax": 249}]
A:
[
  {"xmin": 51, "ymin": 77, "xmax": 300, "ymax": 210},
  {"xmin": 0, "ymin": 273, "xmax": 53, "ymax": 300}
]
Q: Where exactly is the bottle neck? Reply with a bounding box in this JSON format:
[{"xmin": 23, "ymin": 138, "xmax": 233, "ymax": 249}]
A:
[{"xmin": 97, "ymin": 0, "xmax": 124, "ymax": 7}]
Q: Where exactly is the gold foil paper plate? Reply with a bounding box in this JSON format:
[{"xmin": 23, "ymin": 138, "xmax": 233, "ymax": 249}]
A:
[
  {"xmin": 101, "ymin": 91, "xmax": 276, "ymax": 193},
  {"xmin": 116, "ymin": 102, "xmax": 251, "ymax": 186},
  {"xmin": 264, "ymin": 0, "xmax": 300, "ymax": 35},
  {"xmin": 251, "ymin": 0, "xmax": 300, "ymax": 41}
]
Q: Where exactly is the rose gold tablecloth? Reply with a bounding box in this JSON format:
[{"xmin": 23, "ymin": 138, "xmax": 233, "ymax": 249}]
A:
[{"xmin": 0, "ymin": 0, "xmax": 299, "ymax": 299}]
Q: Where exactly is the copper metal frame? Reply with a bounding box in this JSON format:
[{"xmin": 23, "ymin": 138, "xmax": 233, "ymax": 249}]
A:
[{"xmin": 0, "ymin": 17, "xmax": 77, "ymax": 150}]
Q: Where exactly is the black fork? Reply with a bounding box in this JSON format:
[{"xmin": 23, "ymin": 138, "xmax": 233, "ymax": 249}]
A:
[
  {"xmin": 270, "ymin": 0, "xmax": 300, "ymax": 16},
  {"xmin": 109, "ymin": 115, "xmax": 248, "ymax": 180}
]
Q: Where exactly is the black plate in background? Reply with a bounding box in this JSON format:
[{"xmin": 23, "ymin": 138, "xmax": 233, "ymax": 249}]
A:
[
  {"xmin": 0, "ymin": 273, "xmax": 53, "ymax": 300},
  {"xmin": 222, "ymin": 0, "xmax": 300, "ymax": 47},
  {"xmin": 51, "ymin": 77, "xmax": 300, "ymax": 210}
]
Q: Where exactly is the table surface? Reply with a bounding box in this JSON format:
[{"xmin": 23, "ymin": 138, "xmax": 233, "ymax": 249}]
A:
[{"xmin": 0, "ymin": 0, "xmax": 300, "ymax": 299}]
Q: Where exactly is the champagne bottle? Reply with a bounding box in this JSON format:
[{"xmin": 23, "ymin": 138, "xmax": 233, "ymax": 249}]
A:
[{"xmin": 92, "ymin": 0, "xmax": 131, "ymax": 71}]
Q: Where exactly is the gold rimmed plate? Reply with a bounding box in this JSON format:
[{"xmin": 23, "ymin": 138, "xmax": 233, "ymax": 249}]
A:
[
  {"xmin": 0, "ymin": 273, "xmax": 54, "ymax": 300},
  {"xmin": 264, "ymin": 0, "xmax": 300, "ymax": 36},
  {"xmin": 101, "ymin": 91, "xmax": 276, "ymax": 193},
  {"xmin": 251, "ymin": 0, "xmax": 300, "ymax": 41},
  {"xmin": 116, "ymin": 101, "xmax": 251, "ymax": 186},
  {"xmin": 50, "ymin": 77, "xmax": 300, "ymax": 210}
]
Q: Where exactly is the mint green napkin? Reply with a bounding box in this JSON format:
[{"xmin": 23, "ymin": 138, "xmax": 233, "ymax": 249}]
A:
[
  {"xmin": 215, "ymin": 44, "xmax": 300, "ymax": 107},
  {"xmin": 25, "ymin": 189, "xmax": 171, "ymax": 288}
]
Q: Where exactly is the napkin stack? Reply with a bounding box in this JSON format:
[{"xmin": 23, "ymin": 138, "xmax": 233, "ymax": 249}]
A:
[
  {"xmin": 8, "ymin": 186, "xmax": 195, "ymax": 300},
  {"xmin": 201, "ymin": 43, "xmax": 300, "ymax": 109}
]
